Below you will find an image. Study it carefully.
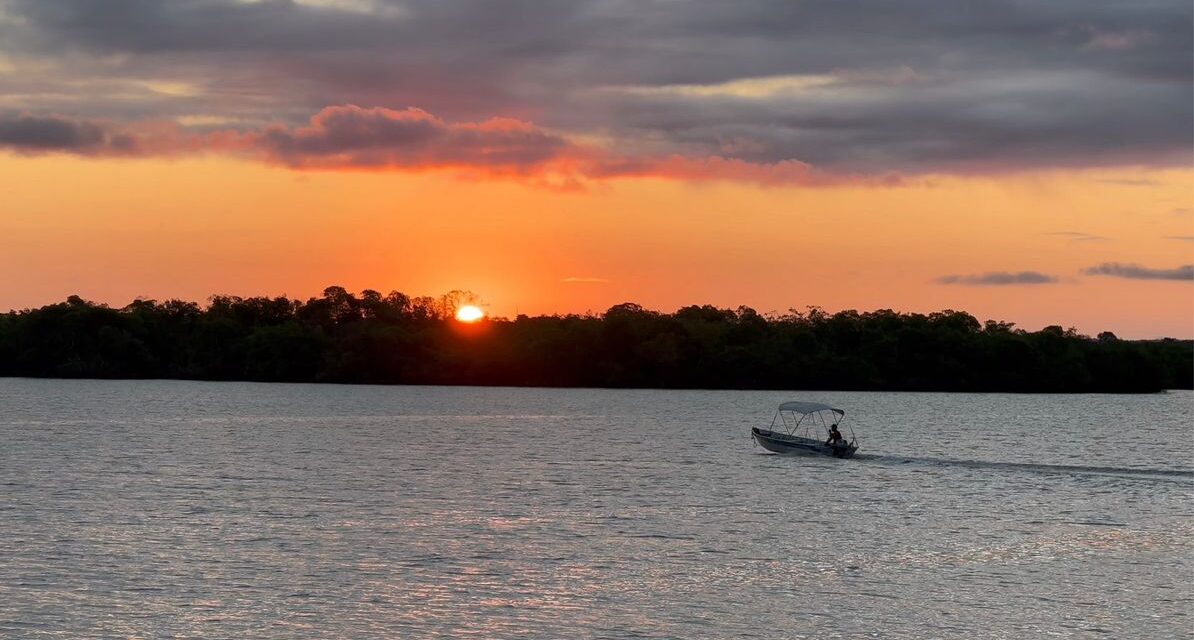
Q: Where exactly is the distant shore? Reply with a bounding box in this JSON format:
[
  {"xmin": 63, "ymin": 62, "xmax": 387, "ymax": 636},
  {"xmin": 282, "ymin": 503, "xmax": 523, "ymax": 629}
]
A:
[{"xmin": 2, "ymin": 287, "xmax": 1190, "ymax": 393}]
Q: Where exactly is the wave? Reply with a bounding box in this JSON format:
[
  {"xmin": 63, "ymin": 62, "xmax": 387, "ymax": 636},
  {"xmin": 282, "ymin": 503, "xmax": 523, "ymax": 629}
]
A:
[{"xmin": 854, "ymin": 453, "xmax": 1194, "ymax": 480}]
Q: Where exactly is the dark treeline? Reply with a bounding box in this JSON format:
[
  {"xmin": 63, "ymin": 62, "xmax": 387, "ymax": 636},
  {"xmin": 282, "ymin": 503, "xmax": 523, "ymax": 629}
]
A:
[{"xmin": 1, "ymin": 286, "xmax": 1190, "ymax": 392}]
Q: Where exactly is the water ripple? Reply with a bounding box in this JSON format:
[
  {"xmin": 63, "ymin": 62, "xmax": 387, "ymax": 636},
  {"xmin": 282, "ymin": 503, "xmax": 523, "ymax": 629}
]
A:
[{"xmin": 0, "ymin": 380, "xmax": 1190, "ymax": 639}]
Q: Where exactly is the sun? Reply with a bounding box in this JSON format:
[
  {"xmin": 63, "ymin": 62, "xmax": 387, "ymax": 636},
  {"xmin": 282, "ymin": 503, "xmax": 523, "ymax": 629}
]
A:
[{"xmin": 455, "ymin": 305, "xmax": 485, "ymax": 323}]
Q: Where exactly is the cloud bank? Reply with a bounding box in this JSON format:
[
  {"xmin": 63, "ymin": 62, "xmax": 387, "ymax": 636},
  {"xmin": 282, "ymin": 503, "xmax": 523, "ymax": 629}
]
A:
[
  {"xmin": 0, "ymin": 0, "xmax": 1189, "ymax": 181},
  {"xmin": 0, "ymin": 106, "xmax": 851, "ymax": 185}
]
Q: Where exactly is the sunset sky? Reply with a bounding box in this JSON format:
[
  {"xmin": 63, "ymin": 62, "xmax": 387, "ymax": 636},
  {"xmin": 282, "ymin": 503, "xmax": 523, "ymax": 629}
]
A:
[{"xmin": 1, "ymin": 0, "xmax": 1191, "ymax": 338}]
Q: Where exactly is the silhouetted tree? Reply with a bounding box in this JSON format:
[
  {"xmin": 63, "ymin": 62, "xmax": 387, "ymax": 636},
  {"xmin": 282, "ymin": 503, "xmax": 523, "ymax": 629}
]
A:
[{"xmin": 0, "ymin": 288, "xmax": 1189, "ymax": 392}]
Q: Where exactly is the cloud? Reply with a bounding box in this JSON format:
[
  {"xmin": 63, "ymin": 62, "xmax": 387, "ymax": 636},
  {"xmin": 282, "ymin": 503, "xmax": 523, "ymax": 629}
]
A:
[
  {"xmin": 1, "ymin": 0, "xmax": 411, "ymax": 53},
  {"xmin": 1094, "ymin": 177, "xmax": 1162, "ymax": 186},
  {"xmin": 936, "ymin": 271, "xmax": 1059, "ymax": 285},
  {"xmin": 234, "ymin": 0, "xmax": 408, "ymax": 18},
  {"xmin": 249, "ymin": 105, "xmax": 574, "ymax": 174},
  {"xmin": 1163, "ymin": 235, "xmax": 1194, "ymax": 241},
  {"xmin": 1083, "ymin": 263, "xmax": 1194, "ymax": 280},
  {"xmin": 0, "ymin": 113, "xmax": 127, "ymax": 152},
  {"xmin": 1080, "ymin": 27, "xmax": 1158, "ymax": 52},
  {"xmin": 591, "ymin": 69, "xmax": 1192, "ymax": 172},
  {"xmin": 0, "ymin": 104, "xmax": 864, "ymax": 186},
  {"xmin": 587, "ymin": 154, "xmax": 839, "ymax": 186},
  {"xmin": 1044, "ymin": 231, "xmax": 1109, "ymax": 242},
  {"xmin": 4, "ymin": 101, "xmax": 1171, "ymax": 188},
  {"xmin": 561, "ymin": 277, "xmax": 610, "ymax": 283},
  {"xmin": 0, "ymin": 0, "xmax": 1189, "ymax": 177},
  {"xmin": 0, "ymin": 106, "xmax": 582, "ymax": 179},
  {"xmin": 0, "ymin": 112, "xmax": 242, "ymax": 157}
]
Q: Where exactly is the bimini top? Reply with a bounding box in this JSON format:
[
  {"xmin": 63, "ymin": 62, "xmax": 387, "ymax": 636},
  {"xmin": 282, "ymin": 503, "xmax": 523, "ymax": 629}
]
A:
[{"xmin": 777, "ymin": 401, "xmax": 845, "ymax": 416}]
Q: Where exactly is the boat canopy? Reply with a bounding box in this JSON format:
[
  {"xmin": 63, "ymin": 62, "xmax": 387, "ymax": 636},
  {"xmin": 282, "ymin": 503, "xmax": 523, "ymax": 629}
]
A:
[{"xmin": 777, "ymin": 401, "xmax": 845, "ymax": 416}]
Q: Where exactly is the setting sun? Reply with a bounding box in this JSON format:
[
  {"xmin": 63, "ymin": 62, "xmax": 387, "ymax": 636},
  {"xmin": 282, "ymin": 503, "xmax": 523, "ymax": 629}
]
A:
[{"xmin": 455, "ymin": 305, "xmax": 485, "ymax": 323}]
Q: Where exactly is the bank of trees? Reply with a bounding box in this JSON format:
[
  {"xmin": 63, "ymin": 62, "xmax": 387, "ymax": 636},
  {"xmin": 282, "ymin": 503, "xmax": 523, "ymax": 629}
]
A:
[{"xmin": 0, "ymin": 286, "xmax": 1189, "ymax": 392}]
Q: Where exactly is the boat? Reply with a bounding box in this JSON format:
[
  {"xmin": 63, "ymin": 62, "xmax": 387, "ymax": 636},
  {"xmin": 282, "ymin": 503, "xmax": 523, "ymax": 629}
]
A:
[{"xmin": 751, "ymin": 401, "xmax": 859, "ymax": 458}]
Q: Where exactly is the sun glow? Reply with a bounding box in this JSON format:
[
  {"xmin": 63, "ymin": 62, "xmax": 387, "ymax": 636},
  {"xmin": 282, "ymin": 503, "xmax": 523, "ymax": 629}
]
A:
[{"xmin": 455, "ymin": 305, "xmax": 485, "ymax": 322}]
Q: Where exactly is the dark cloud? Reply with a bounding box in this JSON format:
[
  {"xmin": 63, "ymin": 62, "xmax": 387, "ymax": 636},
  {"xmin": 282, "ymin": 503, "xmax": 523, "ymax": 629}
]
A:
[
  {"xmin": 0, "ymin": 113, "xmax": 135, "ymax": 152},
  {"xmin": 0, "ymin": 0, "xmax": 1189, "ymax": 175},
  {"xmin": 936, "ymin": 271, "xmax": 1059, "ymax": 285},
  {"xmin": 585, "ymin": 70, "xmax": 1191, "ymax": 171},
  {"xmin": 0, "ymin": 113, "xmax": 103, "ymax": 149},
  {"xmin": 1083, "ymin": 263, "xmax": 1194, "ymax": 280},
  {"xmin": 0, "ymin": 0, "xmax": 410, "ymax": 53}
]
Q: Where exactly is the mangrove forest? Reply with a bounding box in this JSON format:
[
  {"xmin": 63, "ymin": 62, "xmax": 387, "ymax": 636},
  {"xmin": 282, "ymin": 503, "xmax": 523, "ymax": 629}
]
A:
[{"xmin": 0, "ymin": 286, "xmax": 1190, "ymax": 393}]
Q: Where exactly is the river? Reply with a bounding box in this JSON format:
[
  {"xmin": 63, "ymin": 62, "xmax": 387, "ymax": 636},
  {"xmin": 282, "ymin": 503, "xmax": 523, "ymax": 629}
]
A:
[{"xmin": 1, "ymin": 379, "xmax": 1190, "ymax": 638}]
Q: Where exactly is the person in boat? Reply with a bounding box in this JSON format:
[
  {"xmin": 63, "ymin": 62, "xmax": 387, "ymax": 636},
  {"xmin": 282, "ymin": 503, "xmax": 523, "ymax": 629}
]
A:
[{"xmin": 826, "ymin": 424, "xmax": 844, "ymax": 446}]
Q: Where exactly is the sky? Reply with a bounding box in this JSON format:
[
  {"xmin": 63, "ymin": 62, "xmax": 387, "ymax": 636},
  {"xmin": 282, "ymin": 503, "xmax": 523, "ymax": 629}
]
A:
[{"xmin": 0, "ymin": 0, "xmax": 1191, "ymax": 338}]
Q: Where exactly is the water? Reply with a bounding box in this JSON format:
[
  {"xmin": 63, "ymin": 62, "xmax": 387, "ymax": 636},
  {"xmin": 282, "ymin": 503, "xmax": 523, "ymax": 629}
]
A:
[{"xmin": 1, "ymin": 379, "xmax": 1190, "ymax": 639}]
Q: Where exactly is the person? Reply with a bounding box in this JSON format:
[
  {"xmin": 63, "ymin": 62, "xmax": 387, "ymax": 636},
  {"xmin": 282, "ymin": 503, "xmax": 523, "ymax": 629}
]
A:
[{"xmin": 826, "ymin": 424, "xmax": 844, "ymax": 446}]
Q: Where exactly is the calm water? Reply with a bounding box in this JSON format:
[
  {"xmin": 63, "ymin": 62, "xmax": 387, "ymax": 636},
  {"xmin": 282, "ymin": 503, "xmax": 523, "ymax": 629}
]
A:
[{"xmin": 1, "ymin": 379, "xmax": 1191, "ymax": 639}]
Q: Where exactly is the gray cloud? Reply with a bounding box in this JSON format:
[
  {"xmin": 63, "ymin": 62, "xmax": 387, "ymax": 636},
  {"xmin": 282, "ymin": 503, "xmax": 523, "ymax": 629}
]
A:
[
  {"xmin": 936, "ymin": 271, "xmax": 1059, "ymax": 285},
  {"xmin": 585, "ymin": 70, "xmax": 1191, "ymax": 171},
  {"xmin": 1083, "ymin": 263, "xmax": 1194, "ymax": 280},
  {"xmin": 0, "ymin": 0, "xmax": 411, "ymax": 54},
  {"xmin": 0, "ymin": 113, "xmax": 134, "ymax": 152},
  {"xmin": 0, "ymin": 0, "xmax": 1189, "ymax": 175}
]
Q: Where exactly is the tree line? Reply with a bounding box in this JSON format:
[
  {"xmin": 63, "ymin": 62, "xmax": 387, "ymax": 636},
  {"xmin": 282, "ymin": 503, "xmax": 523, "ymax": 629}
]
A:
[{"xmin": 0, "ymin": 286, "xmax": 1189, "ymax": 392}]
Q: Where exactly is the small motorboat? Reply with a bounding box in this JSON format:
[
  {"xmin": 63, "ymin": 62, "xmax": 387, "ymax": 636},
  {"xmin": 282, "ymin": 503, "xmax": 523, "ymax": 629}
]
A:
[{"xmin": 751, "ymin": 401, "xmax": 859, "ymax": 459}]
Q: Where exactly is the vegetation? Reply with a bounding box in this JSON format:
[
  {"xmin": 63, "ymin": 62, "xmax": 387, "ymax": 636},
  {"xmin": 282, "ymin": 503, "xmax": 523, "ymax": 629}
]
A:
[{"xmin": 0, "ymin": 287, "xmax": 1189, "ymax": 392}]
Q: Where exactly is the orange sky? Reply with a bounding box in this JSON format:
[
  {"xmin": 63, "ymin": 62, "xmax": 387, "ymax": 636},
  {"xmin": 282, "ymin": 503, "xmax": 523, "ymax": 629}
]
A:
[
  {"xmin": 2, "ymin": 152, "xmax": 1190, "ymax": 338},
  {"xmin": 1, "ymin": 1, "xmax": 1190, "ymax": 338}
]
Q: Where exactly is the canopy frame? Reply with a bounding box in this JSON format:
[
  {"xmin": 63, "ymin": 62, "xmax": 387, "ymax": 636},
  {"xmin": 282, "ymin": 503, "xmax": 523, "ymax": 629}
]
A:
[{"xmin": 768, "ymin": 401, "xmax": 857, "ymax": 447}]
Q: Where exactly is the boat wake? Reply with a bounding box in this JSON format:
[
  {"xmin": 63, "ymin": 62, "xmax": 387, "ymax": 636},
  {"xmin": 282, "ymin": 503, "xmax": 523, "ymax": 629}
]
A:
[{"xmin": 854, "ymin": 453, "xmax": 1194, "ymax": 481}]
